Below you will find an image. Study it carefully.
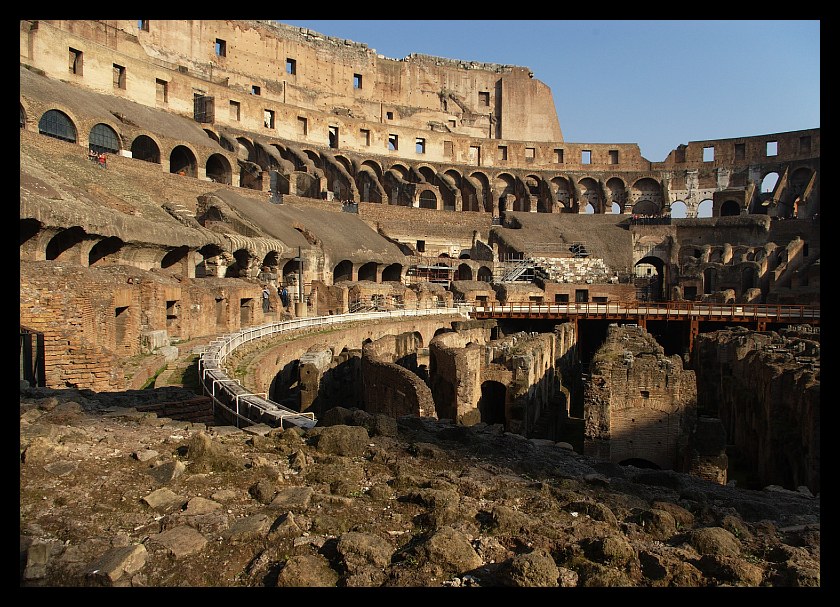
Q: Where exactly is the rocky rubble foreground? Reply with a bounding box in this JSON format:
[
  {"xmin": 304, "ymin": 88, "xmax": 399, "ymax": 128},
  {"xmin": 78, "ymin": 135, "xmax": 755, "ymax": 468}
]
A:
[{"xmin": 20, "ymin": 386, "xmax": 820, "ymax": 588}]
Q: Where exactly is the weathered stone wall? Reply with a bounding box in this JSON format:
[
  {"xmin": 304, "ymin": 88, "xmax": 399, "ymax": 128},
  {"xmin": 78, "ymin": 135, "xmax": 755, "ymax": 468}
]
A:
[
  {"xmin": 362, "ymin": 332, "xmax": 436, "ymax": 418},
  {"xmin": 583, "ymin": 324, "xmax": 697, "ymax": 472},
  {"xmin": 692, "ymin": 327, "xmax": 820, "ymax": 493}
]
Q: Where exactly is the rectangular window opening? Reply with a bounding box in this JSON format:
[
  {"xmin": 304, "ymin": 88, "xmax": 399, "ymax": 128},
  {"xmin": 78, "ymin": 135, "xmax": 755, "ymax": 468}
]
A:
[
  {"xmin": 386, "ymin": 111, "xmax": 394, "ymax": 120},
  {"xmin": 388, "ymin": 134, "xmax": 398, "ymax": 151},
  {"xmin": 470, "ymin": 145, "xmax": 481, "ymax": 166},
  {"xmin": 113, "ymin": 64, "xmax": 126, "ymax": 89},
  {"xmin": 575, "ymin": 289, "xmax": 589, "ymax": 303},
  {"xmin": 329, "ymin": 126, "xmax": 339, "ymax": 149},
  {"xmin": 138, "ymin": 20, "xmax": 149, "ymax": 31},
  {"xmin": 286, "ymin": 58, "xmax": 296, "ymax": 75},
  {"xmin": 156, "ymin": 78, "xmax": 168, "ymax": 103},
  {"xmin": 69, "ymin": 48, "xmax": 83, "ymax": 75},
  {"xmin": 251, "ymin": 85, "xmax": 261, "ymax": 95},
  {"xmin": 554, "ymin": 293, "xmax": 569, "ymax": 303},
  {"xmin": 734, "ymin": 143, "xmax": 746, "ymax": 161},
  {"xmin": 215, "ymin": 39, "xmax": 226, "ymax": 57},
  {"xmin": 444, "ymin": 140, "xmax": 453, "ymax": 158},
  {"xmin": 479, "ymin": 91, "xmax": 490, "ymax": 106},
  {"xmin": 448, "ymin": 119, "xmax": 456, "ymax": 129},
  {"xmin": 297, "ymin": 116, "xmax": 308, "ymax": 136},
  {"xmin": 581, "ymin": 150, "xmax": 591, "ymax": 165},
  {"xmin": 360, "ymin": 129, "xmax": 370, "ymax": 146},
  {"xmin": 498, "ymin": 145, "xmax": 508, "ymax": 161},
  {"xmin": 416, "ymin": 240, "xmax": 425, "ymax": 253},
  {"xmin": 353, "ymin": 73, "xmax": 362, "ymax": 89},
  {"xmin": 416, "ymin": 138, "xmax": 426, "ymax": 154},
  {"xmin": 230, "ymin": 100, "xmax": 240, "ymax": 121},
  {"xmin": 766, "ymin": 140, "xmax": 778, "ymax": 156},
  {"xmin": 609, "ymin": 150, "xmax": 619, "ymax": 165},
  {"xmin": 703, "ymin": 146, "xmax": 715, "ymax": 162},
  {"xmin": 264, "ymin": 109, "xmax": 275, "ymax": 129},
  {"xmin": 554, "ymin": 149, "xmax": 564, "ymax": 164},
  {"xmin": 525, "ymin": 147, "xmax": 535, "ymax": 161},
  {"xmin": 641, "ymin": 390, "xmax": 650, "ymax": 399}
]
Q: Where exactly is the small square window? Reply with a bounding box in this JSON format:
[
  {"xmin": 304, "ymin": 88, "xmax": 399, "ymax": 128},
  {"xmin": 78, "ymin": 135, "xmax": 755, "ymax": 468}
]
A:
[
  {"xmin": 448, "ymin": 119, "xmax": 456, "ymax": 129},
  {"xmin": 416, "ymin": 138, "xmax": 425, "ymax": 154},
  {"xmin": 525, "ymin": 147, "xmax": 535, "ymax": 160},
  {"xmin": 138, "ymin": 20, "xmax": 150, "ymax": 32},
  {"xmin": 766, "ymin": 141, "xmax": 778, "ymax": 156},
  {"xmin": 703, "ymin": 146, "xmax": 714, "ymax": 162},
  {"xmin": 609, "ymin": 150, "xmax": 619, "ymax": 165},
  {"xmin": 353, "ymin": 73, "xmax": 362, "ymax": 89},
  {"xmin": 386, "ymin": 111, "xmax": 394, "ymax": 120},
  {"xmin": 554, "ymin": 149, "xmax": 564, "ymax": 164},
  {"xmin": 215, "ymin": 39, "xmax": 226, "ymax": 57},
  {"xmin": 581, "ymin": 150, "xmax": 591, "ymax": 164},
  {"xmin": 286, "ymin": 58, "xmax": 296, "ymax": 75},
  {"xmin": 479, "ymin": 91, "xmax": 490, "ymax": 106},
  {"xmin": 251, "ymin": 85, "xmax": 261, "ymax": 95},
  {"xmin": 416, "ymin": 240, "xmax": 425, "ymax": 253}
]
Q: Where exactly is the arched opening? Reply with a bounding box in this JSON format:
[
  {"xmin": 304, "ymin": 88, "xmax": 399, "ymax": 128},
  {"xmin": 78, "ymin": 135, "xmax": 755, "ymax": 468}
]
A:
[
  {"xmin": 358, "ymin": 262, "xmax": 378, "ymax": 282},
  {"xmin": 333, "ymin": 260, "xmax": 353, "ymax": 283},
  {"xmin": 281, "ymin": 258, "xmax": 301, "ymax": 286},
  {"xmin": 720, "ymin": 199, "xmax": 741, "ymax": 216},
  {"xmin": 88, "ymin": 236, "xmax": 123, "ymax": 266},
  {"xmin": 419, "ymin": 190, "xmax": 437, "ymax": 210},
  {"xmin": 131, "ymin": 135, "xmax": 161, "ymax": 164},
  {"xmin": 20, "ymin": 219, "xmax": 41, "ymax": 247},
  {"xmin": 382, "ymin": 263, "xmax": 402, "ymax": 282},
  {"xmin": 170, "ymin": 145, "xmax": 197, "ymax": 177},
  {"xmin": 38, "ymin": 109, "xmax": 76, "ymax": 143},
  {"xmin": 610, "ymin": 202, "xmax": 621, "ymax": 214},
  {"xmin": 697, "ymin": 199, "xmax": 714, "ymax": 218},
  {"xmin": 206, "ymin": 153, "xmax": 232, "ymax": 184},
  {"xmin": 456, "ymin": 263, "xmax": 473, "ymax": 280},
  {"xmin": 477, "ymin": 266, "xmax": 493, "ymax": 282},
  {"xmin": 634, "ymin": 256, "xmax": 666, "ymax": 301},
  {"xmin": 703, "ymin": 267, "xmax": 716, "ymax": 295},
  {"xmin": 88, "ymin": 123, "xmax": 120, "ymax": 155},
  {"xmin": 196, "ymin": 243, "xmax": 224, "ymax": 277},
  {"xmin": 670, "ymin": 201, "xmax": 687, "ymax": 218},
  {"xmin": 46, "ymin": 227, "xmax": 85, "ymax": 261},
  {"xmin": 478, "ymin": 381, "xmax": 506, "ymax": 426},
  {"xmin": 226, "ymin": 249, "xmax": 252, "ymax": 278},
  {"xmin": 761, "ymin": 172, "xmax": 779, "ymax": 194},
  {"xmin": 161, "ymin": 246, "xmax": 189, "ymax": 270}
]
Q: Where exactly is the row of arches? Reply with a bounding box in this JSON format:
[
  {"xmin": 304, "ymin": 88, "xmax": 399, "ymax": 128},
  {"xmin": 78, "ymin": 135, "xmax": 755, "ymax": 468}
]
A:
[{"xmin": 28, "ymin": 104, "xmax": 810, "ymax": 220}]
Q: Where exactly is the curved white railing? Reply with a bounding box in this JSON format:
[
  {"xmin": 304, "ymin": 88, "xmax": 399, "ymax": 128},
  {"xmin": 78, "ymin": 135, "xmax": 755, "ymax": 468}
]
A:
[{"xmin": 197, "ymin": 307, "xmax": 467, "ymax": 429}]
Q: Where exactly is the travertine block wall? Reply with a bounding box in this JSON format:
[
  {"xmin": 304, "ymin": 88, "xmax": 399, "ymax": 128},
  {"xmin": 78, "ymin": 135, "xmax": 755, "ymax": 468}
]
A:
[
  {"xmin": 362, "ymin": 332, "xmax": 436, "ymax": 419},
  {"xmin": 692, "ymin": 327, "xmax": 820, "ymax": 493},
  {"xmin": 428, "ymin": 331, "xmax": 485, "ymax": 425},
  {"xmin": 584, "ymin": 325, "xmax": 697, "ymax": 471}
]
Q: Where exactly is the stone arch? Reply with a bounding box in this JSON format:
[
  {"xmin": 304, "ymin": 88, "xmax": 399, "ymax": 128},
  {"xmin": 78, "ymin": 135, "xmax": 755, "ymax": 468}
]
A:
[
  {"xmin": 333, "ymin": 259, "xmax": 353, "ymax": 283},
  {"xmin": 456, "ymin": 263, "xmax": 473, "ymax": 280},
  {"xmin": 38, "ymin": 109, "xmax": 77, "ymax": 143},
  {"xmin": 196, "ymin": 243, "xmax": 225, "ymax": 277},
  {"xmin": 161, "ymin": 246, "xmax": 190, "ymax": 272},
  {"xmin": 226, "ymin": 248, "xmax": 254, "ymax": 278},
  {"xmin": 550, "ymin": 176, "xmax": 573, "ymax": 211},
  {"xmin": 578, "ymin": 177, "xmax": 601, "ymax": 213},
  {"xmin": 206, "ymin": 153, "xmax": 232, "ymax": 185},
  {"xmin": 281, "ymin": 257, "xmax": 302, "ymax": 285},
  {"xmin": 494, "ymin": 173, "xmax": 517, "ymax": 213},
  {"xmin": 382, "ymin": 263, "xmax": 403, "ymax": 282},
  {"xmin": 88, "ymin": 123, "xmax": 120, "ymax": 154},
  {"xmin": 469, "ymin": 171, "xmax": 493, "ymax": 213},
  {"xmin": 477, "ymin": 266, "xmax": 493, "ymax": 282},
  {"xmin": 46, "ymin": 227, "xmax": 86, "ymax": 261},
  {"xmin": 605, "ymin": 177, "xmax": 626, "ymax": 212},
  {"xmin": 130, "ymin": 134, "xmax": 161, "ymax": 164},
  {"xmin": 761, "ymin": 171, "xmax": 779, "ymax": 194},
  {"xmin": 720, "ymin": 199, "xmax": 741, "ymax": 216},
  {"xmin": 630, "ymin": 177, "xmax": 663, "ymax": 213},
  {"xmin": 697, "ymin": 199, "xmax": 714, "ymax": 218},
  {"xmin": 670, "ymin": 200, "xmax": 688, "ymax": 219},
  {"xmin": 634, "ymin": 255, "xmax": 666, "ymax": 301},
  {"xmin": 170, "ymin": 145, "xmax": 198, "ymax": 177},
  {"xmin": 358, "ymin": 262, "xmax": 378, "ymax": 282},
  {"xmin": 418, "ymin": 188, "xmax": 438, "ymax": 210},
  {"xmin": 88, "ymin": 236, "xmax": 124, "ymax": 266}
]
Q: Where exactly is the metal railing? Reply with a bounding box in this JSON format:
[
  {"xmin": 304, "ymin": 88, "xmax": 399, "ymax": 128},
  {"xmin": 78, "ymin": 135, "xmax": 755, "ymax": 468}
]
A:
[
  {"xmin": 197, "ymin": 306, "xmax": 466, "ymax": 429},
  {"xmin": 470, "ymin": 301, "xmax": 820, "ymax": 322}
]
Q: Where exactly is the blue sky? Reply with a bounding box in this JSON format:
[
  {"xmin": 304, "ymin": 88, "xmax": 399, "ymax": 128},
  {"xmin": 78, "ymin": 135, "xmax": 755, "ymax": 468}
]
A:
[{"xmin": 278, "ymin": 20, "xmax": 820, "ymax": 162}]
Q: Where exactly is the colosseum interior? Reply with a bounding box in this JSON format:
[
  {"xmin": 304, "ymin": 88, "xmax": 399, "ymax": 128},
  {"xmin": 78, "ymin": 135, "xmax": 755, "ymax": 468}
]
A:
[{"xmin": 20, "ymin": 20, "xmax": 819, "ymax": 496}]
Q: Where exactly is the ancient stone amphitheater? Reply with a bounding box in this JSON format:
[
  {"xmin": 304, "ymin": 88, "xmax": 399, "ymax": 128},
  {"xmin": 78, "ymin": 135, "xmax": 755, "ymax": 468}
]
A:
[{"xmin": 19, "ymin": 20, "xmax": 820, "ymax": 588}]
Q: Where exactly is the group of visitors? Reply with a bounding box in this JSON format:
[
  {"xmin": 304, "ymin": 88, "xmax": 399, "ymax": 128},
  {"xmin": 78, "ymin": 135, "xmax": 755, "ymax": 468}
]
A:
[
  {"xmin": 88, "ymin": 148, "xmax": 107, "ymax": 168},
  {"xmin": 262, "ymin": 283, "xmax": 291, "ymax": 313}
]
